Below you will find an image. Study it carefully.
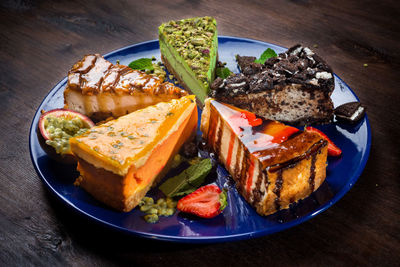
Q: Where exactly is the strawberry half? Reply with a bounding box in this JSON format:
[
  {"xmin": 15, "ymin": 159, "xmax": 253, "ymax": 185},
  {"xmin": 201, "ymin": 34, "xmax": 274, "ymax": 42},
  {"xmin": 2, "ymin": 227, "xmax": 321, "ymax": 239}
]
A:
[
  {"xmin": 177, "ymin": 184, "xmax": 227, "ymax": 218},
  {"xmin": 306, "ymin": 126, "xmax": 342, "ymax": 156}
]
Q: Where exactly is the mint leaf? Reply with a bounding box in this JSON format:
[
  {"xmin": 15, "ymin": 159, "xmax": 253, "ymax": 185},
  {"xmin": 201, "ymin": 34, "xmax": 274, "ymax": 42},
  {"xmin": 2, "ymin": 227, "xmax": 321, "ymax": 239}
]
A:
[
  {"xmin": 216, "ymin": 67, "xmax": 232, "ymax": 79},
  {"xmin": 219, "ymin": 189, "xmax": 228, "ymax": 211},
  {"xmin": 254, "ymin": 48, "xmax": 277, "ymax": 64},
  {"xmin": 128, "ymin": 58, "xmax": 154, "ymax": 71},
  {"xmin": 159, "ymin": 158, "xmax": 212, "ymax": 198}
]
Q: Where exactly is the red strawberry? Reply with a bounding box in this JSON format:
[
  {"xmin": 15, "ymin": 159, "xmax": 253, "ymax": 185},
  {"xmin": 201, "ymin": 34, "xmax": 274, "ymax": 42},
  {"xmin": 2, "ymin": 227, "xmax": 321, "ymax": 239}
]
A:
[
  {"xmin": 240, "ymin": 110, "xmax": 262, "ymax": 126},
  {"xmin": 306, "ymin": 126, "xmax": 342, "ymax": 156},
  {"xmin": 177, "ymin": 184, "xmax": 227, "ymax": 218}
]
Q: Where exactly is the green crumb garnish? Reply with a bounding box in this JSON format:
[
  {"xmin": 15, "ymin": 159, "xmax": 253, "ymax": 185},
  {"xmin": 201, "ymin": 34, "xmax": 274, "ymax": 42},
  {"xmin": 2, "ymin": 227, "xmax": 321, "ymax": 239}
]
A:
[
  {"xmin": 170, "ymin": 154, "xmax": 183, "ymax": 169},
  {"xmin": 152, "ymin": 63, "xmax": 166, "ymax": 79},
  {"xmin": 139, "ymin": 196, "xmax": 177, "ymax": 223},
  {"xmin": 188, "ymin": 157, "xmax": 203, "ymax": 165},
  {"xmin": 363, "ymin": 63, "xmax": 368, "ymax": 67},
  {"xmin": 144, "ymin": 214, "xmax": 159, "ymax": 223}
]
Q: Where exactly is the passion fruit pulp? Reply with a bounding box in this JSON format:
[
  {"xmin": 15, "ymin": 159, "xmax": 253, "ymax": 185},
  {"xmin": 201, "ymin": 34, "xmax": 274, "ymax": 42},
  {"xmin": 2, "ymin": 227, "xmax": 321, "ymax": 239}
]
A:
[{"xmin": 37, "ymin": 108, "xmax": 95, "ymax": 164}]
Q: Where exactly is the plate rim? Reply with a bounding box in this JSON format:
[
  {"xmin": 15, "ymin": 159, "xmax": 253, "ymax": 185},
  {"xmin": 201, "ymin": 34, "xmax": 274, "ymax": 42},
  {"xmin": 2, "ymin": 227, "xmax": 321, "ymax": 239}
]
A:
[{"xmin": 29, "ymin": 36, "xmax": 371, "ymax": 243}]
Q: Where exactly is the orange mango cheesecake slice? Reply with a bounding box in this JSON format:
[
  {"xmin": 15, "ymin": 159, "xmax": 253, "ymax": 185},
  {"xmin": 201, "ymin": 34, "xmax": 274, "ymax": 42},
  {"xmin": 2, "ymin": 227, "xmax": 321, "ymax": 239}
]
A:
[
  {"xmin": 70, "ymin": 95, "xmax": 198, "ymax": 212},
  {"xmin": 201, "ymin": 98, "xmax": 328, "ymax": 215}
]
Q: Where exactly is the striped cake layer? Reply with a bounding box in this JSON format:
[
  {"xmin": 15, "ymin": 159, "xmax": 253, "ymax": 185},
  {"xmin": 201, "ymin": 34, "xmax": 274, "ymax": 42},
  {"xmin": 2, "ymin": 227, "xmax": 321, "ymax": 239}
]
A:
[{"xmin": 201, "ymin": 99, "xmax": 328, "ymax": 215}]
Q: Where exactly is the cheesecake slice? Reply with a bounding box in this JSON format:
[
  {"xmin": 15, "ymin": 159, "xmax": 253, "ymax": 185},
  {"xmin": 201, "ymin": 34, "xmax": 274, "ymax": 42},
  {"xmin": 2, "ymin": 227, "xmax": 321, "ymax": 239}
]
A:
[
  {"xmin": 201, "ymin": 98, "xmax": 328, "ymax": 215},
  {"xmin": 211, "ymin": 45, "xmax": 334, "ymax": 125},
  {"xmin": 159, "ymin": 17, "xmax": 218, "ymax": 103},
  {"xmin": 70, "ymin": 95, "xmax": 198, "ymax": 212},
  {"xmin": 64, "ymin": 54, "xmax": 187, "ymax": 121}
]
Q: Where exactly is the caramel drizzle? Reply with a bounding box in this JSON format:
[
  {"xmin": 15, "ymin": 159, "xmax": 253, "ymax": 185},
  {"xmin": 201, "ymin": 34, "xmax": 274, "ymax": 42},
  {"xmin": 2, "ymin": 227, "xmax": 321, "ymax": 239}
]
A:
[
  {"xmin": 68, "ymin": 54, "xmax": 186, "ymax": 96},
  {"xmin": 206, "ymin": 108, "xmax": 217, "ymax": 148},
  {"xmin": 267, "ymin": 139, "xmax": 327, "ymax": 173},
  {"xmin": 286, "ymin": 129, "xmax": 303, "ymax": 141},
  {"xmin": 239, "ymin": 149, "xmax": 249, "ymax": 196},
  {"xmin": 215, "ymin": 117, "xmax": 223, "ymax": 157},
  {"xmin": 252, "ymin": 161, "xmax": 265, "ymax": 205},
  {"xmin": 226, "ymin": 133, "xmax": 236, "ymax": 167},
  {"xmin": 273, "ymin": 169, "xmax": 283, "ymax": 210},
  {"xmin": 309, "ymin": 153, "xmax": 317, "ymax": 192},
  {"xmin": 234, "ymin": 143, "xmax": 242, "ymax": 183}
]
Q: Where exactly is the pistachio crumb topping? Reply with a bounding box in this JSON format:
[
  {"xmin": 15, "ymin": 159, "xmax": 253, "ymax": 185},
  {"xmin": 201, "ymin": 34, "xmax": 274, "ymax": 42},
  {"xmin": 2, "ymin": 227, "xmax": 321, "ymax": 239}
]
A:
[{"xmin": 161, "ymin": 16, "xmax": 217, "ymax": 84}]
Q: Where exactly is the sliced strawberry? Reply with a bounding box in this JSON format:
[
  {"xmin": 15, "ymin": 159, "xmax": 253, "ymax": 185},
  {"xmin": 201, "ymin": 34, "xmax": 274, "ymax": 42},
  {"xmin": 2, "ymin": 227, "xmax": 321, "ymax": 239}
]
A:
[
  {"xmin": 306, "ymin": 126, "xmax": 342, "ymax": 157},
  {"xmin": 240, "ymin": 110, "xmax": 262, "ymax": 127},
  {"xmin": 177, "ymin": 184, "xmax": 227, "ymax": 218}
]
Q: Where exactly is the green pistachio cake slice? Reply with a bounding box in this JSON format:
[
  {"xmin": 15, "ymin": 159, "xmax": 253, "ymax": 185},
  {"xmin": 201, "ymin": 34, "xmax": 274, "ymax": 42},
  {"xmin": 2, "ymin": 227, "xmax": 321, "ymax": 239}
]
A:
[{"xmin": 159, "ymin": 17, "xmax": 218, "ymax": 103}]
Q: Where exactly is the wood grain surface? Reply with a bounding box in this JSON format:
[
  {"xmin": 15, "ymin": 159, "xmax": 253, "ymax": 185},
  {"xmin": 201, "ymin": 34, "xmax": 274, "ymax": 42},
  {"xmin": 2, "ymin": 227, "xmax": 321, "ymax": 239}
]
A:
[{"xmin": 1, "ymin": 0, "xmax": 399, "ymax": 266}]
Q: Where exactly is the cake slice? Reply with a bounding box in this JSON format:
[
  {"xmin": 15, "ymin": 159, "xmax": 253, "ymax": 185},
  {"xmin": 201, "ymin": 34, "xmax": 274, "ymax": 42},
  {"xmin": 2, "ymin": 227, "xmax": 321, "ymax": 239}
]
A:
[
  {"xmin": 200, "ymin": 98, "xmax": 328, "ymax": 215},
  {"xmin": 211, "ymin": 45, "xmax": 334, "ymax": 125},
  {"xmin": 64, "ymin": 54, "xmax": 187, "ymax": 121},
  {"xmin": 69, "ymin": 95, "xmax": 198, "ymax": 212},
  {"xmin": 159, "ymin": 17, "xmax": 218, "ymax": 103}
]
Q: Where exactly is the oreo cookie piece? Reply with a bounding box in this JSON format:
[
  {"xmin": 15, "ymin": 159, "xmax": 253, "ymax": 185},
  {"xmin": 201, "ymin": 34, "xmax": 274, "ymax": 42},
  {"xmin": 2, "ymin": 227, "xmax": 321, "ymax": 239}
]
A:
[{"xmin": 335, "ymin": 102, "xmax": 366, "ymax": 123}]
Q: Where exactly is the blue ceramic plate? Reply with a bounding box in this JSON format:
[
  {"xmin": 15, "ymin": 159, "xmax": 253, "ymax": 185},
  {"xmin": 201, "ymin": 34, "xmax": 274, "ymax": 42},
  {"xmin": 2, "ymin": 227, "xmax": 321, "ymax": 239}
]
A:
[{"xmin": 29, "ymin": 37, "xmax": 371, "ymax": 243}]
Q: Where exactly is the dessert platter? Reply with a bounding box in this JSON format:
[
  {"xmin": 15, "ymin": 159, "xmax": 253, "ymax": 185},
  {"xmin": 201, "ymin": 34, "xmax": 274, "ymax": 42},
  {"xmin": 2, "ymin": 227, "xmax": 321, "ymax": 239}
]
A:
[{"xmin": 29, "ymin": 17, "xmax": 371, "ymax": 243}]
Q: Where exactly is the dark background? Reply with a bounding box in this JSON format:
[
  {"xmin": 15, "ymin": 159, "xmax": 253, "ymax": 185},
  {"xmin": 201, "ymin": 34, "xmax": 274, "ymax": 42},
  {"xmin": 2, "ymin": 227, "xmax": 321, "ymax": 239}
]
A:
[{"xmin": 1, "ymin": 0, "xmax": 399, "ymax": 266}]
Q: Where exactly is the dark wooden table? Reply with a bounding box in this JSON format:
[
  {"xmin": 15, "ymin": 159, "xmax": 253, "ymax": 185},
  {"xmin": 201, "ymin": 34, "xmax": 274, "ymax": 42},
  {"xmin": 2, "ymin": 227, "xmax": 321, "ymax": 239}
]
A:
[{"xmin": 1, "ymin": 0, "xmax": 399, "ymax": 266}]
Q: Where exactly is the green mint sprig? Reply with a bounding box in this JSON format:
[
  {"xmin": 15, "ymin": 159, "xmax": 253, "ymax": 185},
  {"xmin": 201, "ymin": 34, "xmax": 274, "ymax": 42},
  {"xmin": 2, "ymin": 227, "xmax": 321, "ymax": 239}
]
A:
[
  {"xmin": 159, "ymin": 158, "xmax": 212, "ymax": 198},
  {"xmin": 216, "ymin": 67, "xmax": 232, "ymax": 79},
  {"xmin": 128, "ymin": 58, "xmax": 154, "ymax": 72},
  {"xmin": 254, "ymin": 48, "xmax": 277, "ymax": 64}
]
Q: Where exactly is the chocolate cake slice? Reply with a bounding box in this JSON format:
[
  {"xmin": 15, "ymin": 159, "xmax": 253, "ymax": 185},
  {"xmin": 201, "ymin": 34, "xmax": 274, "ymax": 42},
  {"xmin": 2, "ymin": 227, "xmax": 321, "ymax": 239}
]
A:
[{"xmin": 211, "ymin": 45, "xmax": 335, "ymax": 125}]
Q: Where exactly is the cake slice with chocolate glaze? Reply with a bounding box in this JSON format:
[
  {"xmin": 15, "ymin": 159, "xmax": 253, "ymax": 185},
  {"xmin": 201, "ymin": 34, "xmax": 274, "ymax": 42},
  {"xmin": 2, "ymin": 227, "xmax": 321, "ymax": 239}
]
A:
[
  {"xmin": 64, "ymin": 54, "xmax": 187, "ymax": 121},
  {"xmin": 211, "ymin": 45, "xmax": 334, "ymax": 125},
  {"xmin": 200, "ymin": 98, "xmax": 328, "ymax": 215}
]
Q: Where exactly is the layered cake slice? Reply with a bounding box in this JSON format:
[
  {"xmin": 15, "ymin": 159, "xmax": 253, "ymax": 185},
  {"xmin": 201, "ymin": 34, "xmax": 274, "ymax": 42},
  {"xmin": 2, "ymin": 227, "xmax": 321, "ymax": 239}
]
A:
[
  {"xmin": 70, "ymin": 95, "xmax": 198, "ymax": 212},
  {"xmin": 64, "ymin": 54, "xmax": 187, "ymax": 121},
  {"xmin": 211, "ymin": 45, "xmax": 334, "ymax": 125},
  {"xmin": 201, "ymin": 98, "xmax": 328, "ymax": 215},
  {"xmin": 159, "ymin": 17, "xmax": 218, "ymax": 103}
]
